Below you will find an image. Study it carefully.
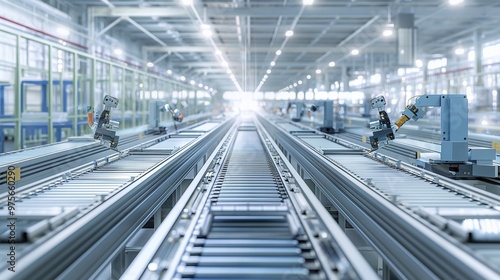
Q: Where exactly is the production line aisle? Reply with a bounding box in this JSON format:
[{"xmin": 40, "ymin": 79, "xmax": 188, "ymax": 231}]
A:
[
  {"xmin": 123, "ymin": 116, "xmax": 375, "ymax": 279},
  {"xmin": 262, "ymin": 116, "xmax": 500, "ymax": 279}
]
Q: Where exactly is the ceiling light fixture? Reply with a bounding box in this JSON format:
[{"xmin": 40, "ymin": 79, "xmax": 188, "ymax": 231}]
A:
[
  {"xmin": 315, "ymin": 69, "xmax": 322, "ymax": 74},
  {"xmin": 454, "ymin": 47, "xmax": 465, "ymax": 55},
  {"xmin": 182, "ymin": 0, "xmax": 193, "ymax": 6},
  {"xmin": 201, "ymin": 24, "xmax": 212, "ymax": 37},
  {"xmin": 328, "ymin": 61, "xmax": 336, "ymax": 67},
  {"xmin": 351, "ymin": 49, "xmax": 360, "ymax": 55},
  {"xmin": 167, "ymin": 69, "xmax": 173, "ymax": 75},
  {"xmin": 415, "ymin": 59, "xmax": 423, "ymax": 68},
  {"xmin": 306, "ymin": 75, "xmax": 312, "ymax": 79},
  {"xmin": 303, "ymin": 0, "xmax": 314, "ymax": 6},
  {"xmin": 449, "ymin": 0, "xmax": 464, "ymax": 5},
  {"xmin": 266, "ymin": 69, "xmax": 272, "ymax": 74},
  {"xmin": 285, "ymin": 30, "xmax": 294, "ymax": 37},
  {"xmin": 276, "ymin": 50, "xmax": 282, "ymax": 55},
  {"xmin": 382, "ymin": 24, "xmax": 394, "ymax": 37},
  {"xmin": 146, "ymin": 62, "xmax": 154, "ymax": 67},
  {"xmin": 270, "ymin": 61, "xmax": 275, "ymax": 66}
]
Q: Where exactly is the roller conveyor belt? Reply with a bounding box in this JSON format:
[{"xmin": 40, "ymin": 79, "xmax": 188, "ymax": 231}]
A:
[
  {"xmin": 123, "ymin": 117, "xmax": 375, "ymax": 279},
  {"xmin": 178, "ymin": 130, "xmax": 312, "ymax": 279},
  {"xmin": 264, "ymin": 116, "xmax": 500, "ymax": 279},
  {"xmin": 0, "ymin": 119, "xmax": 234, "ymax": 280}
]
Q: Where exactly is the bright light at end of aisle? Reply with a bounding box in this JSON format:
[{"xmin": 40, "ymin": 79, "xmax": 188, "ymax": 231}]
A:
[{"xmin": 449, "ymin": 0, "xmax": 464, "ymax": 6}]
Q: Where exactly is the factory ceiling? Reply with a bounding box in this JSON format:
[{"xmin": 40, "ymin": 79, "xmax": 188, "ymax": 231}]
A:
[{"xmin": 64, "ymin": 0, "xmax": 500, "ymax": 93}]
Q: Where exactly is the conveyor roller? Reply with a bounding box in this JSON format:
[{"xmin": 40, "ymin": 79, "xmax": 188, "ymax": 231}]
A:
[
  {"xmin": 176, "ymin": 129, "xmax": 315, "ymax": 279},
  {"xmin": 124, "ymin": 117, "xmax": 374, "ymax": 279}
]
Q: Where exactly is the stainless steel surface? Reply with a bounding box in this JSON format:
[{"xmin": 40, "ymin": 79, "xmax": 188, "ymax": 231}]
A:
[
  {"xmin": 261, "ymin": 114, "xmax": 500, "ymax": 279},
  {"xmin": 0, "ymin": 117, "xmax": 232, "ymax": 280},
  {"xmin": 124, "ymin": 116, "xmax": 375, "ymax": 279}
]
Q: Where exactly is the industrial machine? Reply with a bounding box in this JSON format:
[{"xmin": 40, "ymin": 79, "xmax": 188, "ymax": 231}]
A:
[
  {"xmin": 87, "ymin": 95, "xmax": 120, "ymax": 150},
  {"xmin": 370, "ymin": 94, "xmax": 498, "ymax": 178},
  {"xmin": 368, "ymin": 95, "xmax": 394, "ymax": 149},
  {"xmin": 309, "ymin": 100, "xmax": 344, "ymax": 133},
  {"xmin": 287, "ymin": 100, "xmax": 343, "ymax": 133},
  {"xmin": 148, "ymin": 100, "xmax": 184, "ymax": 134}
]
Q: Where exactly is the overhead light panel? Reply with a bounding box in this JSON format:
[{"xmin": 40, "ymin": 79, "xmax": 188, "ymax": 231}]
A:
[
  {"xmin": 270, "ymin": 61, "xmax": 275, "ymax": 66},
  {"xmin": 147, "ymin": 62, "xmax": 154, "ymax": 67},
  {"xmin": 455, "ymin": 47, "xmax": 465, "ymax": 55},
  {"xmin": 182, "ymin": 0, "xmax": 193, "ymax": 5},
  {"xmin": 113, "ymin": 48, "xmax": 123, "ymax": 56},
  {"xmin": 306, "ymin": 75, "xmax": 312, "ymax": 79},
  {"xmin": 167, "ymin": 69, "xmax": 173, "ymax": 75},
  {"xmin": 382, "ymin": 29, "xmax": 393, "ymax": 37},
  {"xmin": 298, "ymin": 80, "xmax": 303, "ymax": 84},
  {"xmin": 382, "ymin": 23, "xmax": 394, "ymax": 37},
  {"xmin": 201, "ymin": 24, "xmax": 212, "ymax": 37},
  {"xmin": 315, "ymin": 69, "xmax": 322, "ymax": 74},
  {"xmin": 276, "ymin": 50, "xmax": 282, "ymax": 55},
  {"xmin": 328, "ymin": 61, "xmax": 336, "ymax": 67},
  {"xmin": 303, "ymin": 0, "xmax": 314, "ymax": 5},
  {"xmin": 415, "ymin": 59, "xmax": 423, "ymax": 68},
  {"xmin": 180, "ymin": 76, "xmax": 186, "ymax": 81},
  {"xmin": 285, "ymin": 30, "xmax": 294, "ymax": 37},
  {"xmin": 266, "ymin": 69, "xmax": 272, "ymax": 74},
  {"xmin": 449, "ymin": 0, "xmax": 464, "ymax": 5},
  {"xmin": 190, "ymin": 80, "xmax": 195, "ymax": 85},
  {"xmin": 351, "ymin": 49, "xmax": 360, "ymax": 55}
]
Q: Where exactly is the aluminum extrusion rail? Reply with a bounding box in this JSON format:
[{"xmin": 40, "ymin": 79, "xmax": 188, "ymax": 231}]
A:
[
  {"xmin": 122, "ymin": 116, "xmax": 376, "ymax": 280},
  {"xmin": 0, "ymin": 118, "xmax": 234, "ymax": 280},
  {"xmin": 261, "ymin": 115, "xmax": 500, "ymax": 279}
]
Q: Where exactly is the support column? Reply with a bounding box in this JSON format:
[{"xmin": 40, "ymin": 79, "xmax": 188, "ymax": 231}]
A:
[
  {"xmin": 341, "ymin": 66, "xmax": 350, "ymax": 92},
  {"xmin": 14, "ymin": 35, "xmax": 22, "ymax": 150},
  {"xmin": 47, "ymin": 45, "xmax": 54, "ymax": 144},
  {"xmin": 474, "ymin": 30, "xmax": 483, "ymax": 87},
  {"xmin": 111, "ymin": 249, "xmax": 126, "ymax": 279},
  {"xmin": 397, "ymin": 13, "xmax": 416, "ymax": 67},
  {"xmin": 154, "ymin": 209, "xmax": 161, "ymax": 230},
  {"xmin": 72, "ymin": 54, "xmax": 78, "ymax": 136},
  {"xmin": 323, "ymin": 71, "xmax": 330, "ymax": 92},
  {"xmin": 87, "ymin": 8, "xmax": 95, "ymax": 55}
]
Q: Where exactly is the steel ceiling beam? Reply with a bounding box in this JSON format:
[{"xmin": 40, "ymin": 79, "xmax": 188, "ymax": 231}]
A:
[
  {"xmin": 89, "ymin": 6, "xmax": 500, "ymax": 18},
  {"xmin": 143, "ymin": 46, "xmax": 394, "ymax": 53}
]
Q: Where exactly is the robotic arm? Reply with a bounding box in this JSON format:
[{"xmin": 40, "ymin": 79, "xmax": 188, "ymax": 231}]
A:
[
  {"xmin": 163, "ymin": 104, "xmax": 184, "ymax": 123},
  {"xmin": 393, "ymin": 95, "xmax": 433, "ymax": 131},
  {"xmin": 369, "ymin": 94, "xmax": 446, "ymax": 150},
  {"xmin": 368, "ymin": 96, "xmax": 395, "ymax": 150},
  {"xmin": 88, "ymin": 95, "xmax": 120, "ymax": 150}
]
